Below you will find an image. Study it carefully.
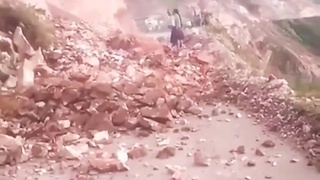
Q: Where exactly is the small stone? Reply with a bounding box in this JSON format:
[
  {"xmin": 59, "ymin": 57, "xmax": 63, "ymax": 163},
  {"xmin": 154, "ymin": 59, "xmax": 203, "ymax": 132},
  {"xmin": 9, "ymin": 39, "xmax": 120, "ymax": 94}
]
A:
[
  {"xmin": 193, "ymin": 150, "xmax": 211, "ymax": 166},
  {"xmin": 226, "ymin": 158, "xmax": 236, "ymax": 166},
  {"xmin": 0, "ymin": 134, "xmax": 24, "ymax": 165},
  {"xmin": 181, "ymin": 126, "xmax": 191, "ymax": 132},
  {"xmin": 267, "ymin": 158, "xmax": 277, "ymax": 166},
  {"xmin": 236, "ymin": 145, "xmax": 245, "ymax": 154},
  {"xmin": 156, "ymin": 147, "xmax": 176, "ymax": 159},
  {"xmin": 165, "ymin": 165, "xmax": 183, "ymax": 180},
  {"xmin": 211, "ymin": 108, "xmax": 219, "ymax": 116},
  {"xmin": 236, "ymin": 113, "xmax": 242, "ymax": 118},
  {"xmin": 58, "ymin": 144, "xmax": 88, "ymax": 160},
  {"xmin": 180, "ymin": 135, "xmax": 190, "ymax": 140},
  {"xmin": 245, "ymin": 176, "xmax": 251, "ymax": 180},
  {"xmin": 247, "ymin": 160, "xmax": 256, "ymax": 167},
  {"xmin": 137, "ymin": 129, "xmax": 151, "ymax": 137},
  {"xmin": 89, "ymin": 158, "xmax": 129, "ymax": 173},
  {"xmin": 255, "ymin": 148, "xmax": 265, "ymax": 156},
  {"xmin": 290, "ymin": 158, "xmax": 299, "ymax": 163},
  {"xmin": 93, "ymin": 131, "xmax": 110, "ymax": 144},
  {"xmin": 274, "ymin": 154, "xmax": 281, "ymax": 158},
  {"xmin": 61, "ymin": 132, "xmax": 80, "ymax": 143},
  {"xmin": 187, "ymin": 106, "xmax": 203, "ymax": 115},
  {"xmin": 157, "ymin": 138, "xmax": 170, "ymax": 147},
  {"xmin": 31, "ymin": 143, "xmax": 49, "ymax": 158},
  {"xmin": 128, "ymin": 144, "xmax": 148, "ymax": 159},
  {"xmin": 261, "ymin": 140, "xmax": 275, "ymax": 148},
  {"xmin": 265, "ymin": 175, "xmax": 273, "ymax": 179}
]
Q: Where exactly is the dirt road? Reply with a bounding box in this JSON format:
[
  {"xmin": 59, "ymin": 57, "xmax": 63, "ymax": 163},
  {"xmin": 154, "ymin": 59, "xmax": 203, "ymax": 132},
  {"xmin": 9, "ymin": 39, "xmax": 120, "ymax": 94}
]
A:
[{"xmin": 2, "ymin": 105, "xmax": 319, "ymax": 180}]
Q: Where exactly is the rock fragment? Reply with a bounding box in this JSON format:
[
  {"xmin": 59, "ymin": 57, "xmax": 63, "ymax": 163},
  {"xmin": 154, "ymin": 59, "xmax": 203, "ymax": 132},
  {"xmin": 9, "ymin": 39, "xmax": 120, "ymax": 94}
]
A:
[
  {"xmin": 236, "ymin": 145, "xmax": 245, "ymax": 154},
  {"xmin": 261, "ymin": 140, "xmax": 275, "ymax": 148},
  {"xmin": 127, "ymin": 144, "xmax": 148, "ymax": 159},
  {"xmin": 156, "ymin": 147, "xmax": 176, "ymax": 159},
  {"xmin": 92, "ymin": 131, "xmax": 110, "ymax": 144},
  {"xmin": 255, "ymin": 148, "xmax": 265, "ymax": 156},
  {"xmin": 31, "ymin": 143, "xmax": 49, "ymax": 158},
  {"xmin": 89, "ymin": 158, "xmax": 129, "ymax": 173},
  {"xmin": 247, "ymin": 160, "xmax": 256, "ymax": 167},
  {"xmin": 193, "ymin": 150, "xmax": 211, "ymax": 167},
  {"xmin": 0, "ymin": 134, "xmax": 25, "ymax": 165}
]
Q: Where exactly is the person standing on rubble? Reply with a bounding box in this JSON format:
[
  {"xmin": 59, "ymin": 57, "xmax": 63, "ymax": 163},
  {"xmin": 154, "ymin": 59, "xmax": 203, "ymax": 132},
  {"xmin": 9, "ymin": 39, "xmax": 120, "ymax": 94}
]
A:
[
  {"xmin": 169, "ymin": 8, "xmax": 184, "ymax": 50},
  {"xmin": 197, "ymin": 0, "xmax": 208, "ymax": 26},
  {"xmin": 191, "ymin": 5, "xmax": 202, "ymax": 27}
]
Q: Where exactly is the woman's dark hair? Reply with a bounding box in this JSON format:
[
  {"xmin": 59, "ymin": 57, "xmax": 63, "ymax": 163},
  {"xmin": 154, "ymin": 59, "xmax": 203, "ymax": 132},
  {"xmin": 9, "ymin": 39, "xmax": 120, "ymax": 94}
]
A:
[
  {"xmin": 172, "ymin": 8, "xmax": 183, "ymax": 27},
  {"xmin": 173, "ymin": 8, "xmax": 179, "ymax": 14},
  {"xmin": 167, "ymin": 9, "xmax": 171, "ymax": 16}
]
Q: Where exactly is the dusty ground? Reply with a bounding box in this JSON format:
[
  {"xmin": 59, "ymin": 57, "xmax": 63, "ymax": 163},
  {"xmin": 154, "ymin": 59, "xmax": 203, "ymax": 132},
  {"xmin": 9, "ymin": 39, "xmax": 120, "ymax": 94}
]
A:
[{"xmin": 1, "ymin": 105, "xmax": 319, "ymax": 180}]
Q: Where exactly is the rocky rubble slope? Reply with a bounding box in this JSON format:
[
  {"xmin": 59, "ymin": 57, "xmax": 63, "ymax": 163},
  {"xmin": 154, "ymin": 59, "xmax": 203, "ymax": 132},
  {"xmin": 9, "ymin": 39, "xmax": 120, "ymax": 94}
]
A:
[
  {"xmin": 200, "ymin": 0, "xmax": 320, "ymax": 85},
  {"xmin": 0, "ymin": 16, "xmax": 319, "ymax": 176}
]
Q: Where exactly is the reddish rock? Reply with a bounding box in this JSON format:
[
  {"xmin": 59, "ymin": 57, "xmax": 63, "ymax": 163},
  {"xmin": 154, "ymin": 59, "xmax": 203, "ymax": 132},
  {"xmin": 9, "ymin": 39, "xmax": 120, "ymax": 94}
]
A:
[
  {"xmin": 144, "ymin": 76, "xmax": 158, "ymax": 88},
  {"xmin": 156, "ymin": 147, "xmax": 176, "ymax": 159},
  {"xmin": 255, "ymin": 148, "xmax": 265, "ymax": 156},
  {"xmin": 195, "ymin": 52, "xmax": 211, "ymax": 64},
  {"xmin": 136, "ymin": 129, "xmax": 151, "ymax": 137},
  {"xmin": 111, "ymin": 106, "xmax": 130, "ymax": 126},
  {"xmin": 71, "ymin": 101, "xmax": 89, "ymax": 111},
  {"xmin": 165, "ymin": 95, "xmax": 178, "ymax": 109},
  {"xmin": 181, "ymin": 126, "xmax": 191, "ymax": 132},
  {"xmin": 139, "ymin": 117, "xmax": 163, "ymax": 131},
  {"xmin": 84, "ymin": 113, "xmax": 116, "ymax": 132},
  {"xmin": 91, "ymin": 83, "xmax": 114, "ymax": 97},
  {"xmin": 187, "ymin": 106, "xmax": 203, "ymax": 115},
  {"xmin": 69, "ymin": 113, "xmax": 91, "ymax": 127},
  {"xmin": 89, "ymin": 158, "xmax": 128, "ymax": 173},
  {"xmin": 261, "ymin": 140, "xmax": 275, "ymax": 148},
  {"xmin": 140, "ymin": 105, "xmax": 173, "ymax": 123},
  {"xmin": 193, "ymin": 150, "xmax": 211, "ymax": 166},
  {"xmin": 247, "ymin": 160, "xmax": 256, "ymax": 167},
  {"xmin": 236, "ymin": 145, "xmax": 245, "ymax": 154},
  {"xmin": 114, "ymin": 81, "xmax": 140, "ymax": 95},
  {"xmin": 176, "ymin": 97, "xmax": 193, "ymax": 112},
  {"xmin": 136, "ymin": 88, "xmax": 165, "ymax": 106},
  {"xmin": 69, "ymin": 72, "xmax": 91, "ymax": 82},
  {"xmin": 96, "ymin": 101, "xmax": 119, "ymax": 113},
  {"xmin": 127, "ymin": 144, "xmax": 148, "ymax": 159},
  {"xmin": 31, "ymin": 143, "xmax": 49, "ymax": 158}
]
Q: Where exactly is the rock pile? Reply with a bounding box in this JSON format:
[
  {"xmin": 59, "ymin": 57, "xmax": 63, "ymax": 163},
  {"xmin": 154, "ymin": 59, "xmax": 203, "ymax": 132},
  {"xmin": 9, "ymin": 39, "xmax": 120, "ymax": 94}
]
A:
[{"xmin": 0, "ymin": 17, "xmax": 319, "ymax": 175}]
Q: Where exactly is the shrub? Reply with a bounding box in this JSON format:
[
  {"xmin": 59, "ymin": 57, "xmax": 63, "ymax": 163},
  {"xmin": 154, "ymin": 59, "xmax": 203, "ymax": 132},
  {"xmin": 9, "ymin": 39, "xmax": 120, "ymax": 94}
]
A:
[{"xmin": 0, "ymin": 0, "xmax": 55, "ymax": 50}]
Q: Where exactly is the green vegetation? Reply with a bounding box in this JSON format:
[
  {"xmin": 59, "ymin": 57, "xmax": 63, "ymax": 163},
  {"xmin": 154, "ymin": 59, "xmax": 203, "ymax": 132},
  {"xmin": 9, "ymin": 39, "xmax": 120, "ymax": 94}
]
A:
[
  {"xmin": 274, "ymin": 17, "xmax": 320, "ymax": 55},
  {"xmin": 0, "ymin": 0, "xmax": 55, "ymax": 50}
]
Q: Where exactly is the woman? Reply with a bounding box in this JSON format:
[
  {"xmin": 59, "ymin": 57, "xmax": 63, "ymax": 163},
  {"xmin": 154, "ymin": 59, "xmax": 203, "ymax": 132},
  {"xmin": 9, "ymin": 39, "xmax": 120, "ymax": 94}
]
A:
[
  {"xmin": 191, "ymin": 6, "xmax": 202, "ymax": 27},
  {"xmin": 169, "ymin": 8, "xmax": 184, "ymax": 49}
]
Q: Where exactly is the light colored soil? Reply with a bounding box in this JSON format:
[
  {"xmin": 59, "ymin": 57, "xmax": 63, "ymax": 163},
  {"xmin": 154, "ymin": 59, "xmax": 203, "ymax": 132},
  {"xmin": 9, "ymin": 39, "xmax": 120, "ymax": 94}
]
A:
[{"xmin": 1, "ymin": 105, "xmax": 319, "ymax": 180}]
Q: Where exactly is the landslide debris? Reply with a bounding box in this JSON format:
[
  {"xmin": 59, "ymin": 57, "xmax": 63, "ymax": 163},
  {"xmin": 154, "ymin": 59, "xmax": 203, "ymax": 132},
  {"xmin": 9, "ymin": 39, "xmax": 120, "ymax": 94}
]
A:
[{"xmin": 0, "ymin": 1, "xmax": 319, "ymax": 177}]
